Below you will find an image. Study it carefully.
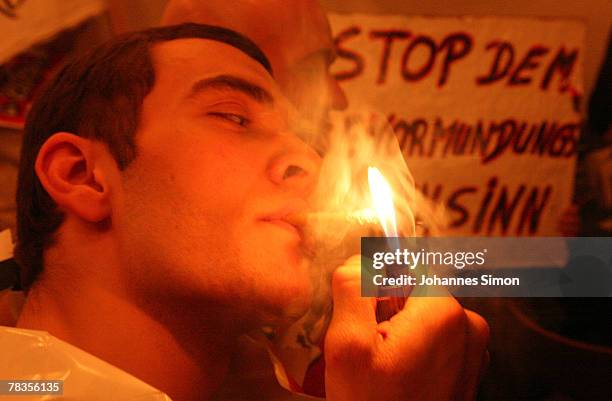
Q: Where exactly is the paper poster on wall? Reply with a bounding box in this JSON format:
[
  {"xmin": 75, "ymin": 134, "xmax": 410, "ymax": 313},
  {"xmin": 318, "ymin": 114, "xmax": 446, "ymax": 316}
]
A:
[{"xmin": 329, "ymin": 14, "xmax": 585, "ymax": 236}]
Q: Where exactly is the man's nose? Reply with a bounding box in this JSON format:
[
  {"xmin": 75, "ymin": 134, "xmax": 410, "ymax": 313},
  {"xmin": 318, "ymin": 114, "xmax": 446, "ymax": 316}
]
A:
[
  {"xmin": 329, "ymin": 77, "xmax": 348, "ymax": 110},
  {"xmin": 267, "ymin": 139, "xmax": 321, "ymax": 196}
]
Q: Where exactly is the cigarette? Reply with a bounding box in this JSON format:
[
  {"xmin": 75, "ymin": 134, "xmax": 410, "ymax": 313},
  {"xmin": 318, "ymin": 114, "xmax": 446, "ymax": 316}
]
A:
[{"xmin": 285, "ymin": 210, "xmax": 378, "ymax": 227}]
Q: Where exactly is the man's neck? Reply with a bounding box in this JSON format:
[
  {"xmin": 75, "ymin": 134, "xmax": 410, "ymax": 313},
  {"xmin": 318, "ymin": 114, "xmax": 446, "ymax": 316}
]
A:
[{"xmin": 17, "ymin": 269, "xmax": 234, "ymax": 401}]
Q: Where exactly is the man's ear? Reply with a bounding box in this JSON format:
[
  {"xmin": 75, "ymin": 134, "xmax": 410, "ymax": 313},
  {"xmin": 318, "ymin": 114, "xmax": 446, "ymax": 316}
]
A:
[{"xmin": 35, "ymin": 132, "xmax": 112, "ymax": 222}]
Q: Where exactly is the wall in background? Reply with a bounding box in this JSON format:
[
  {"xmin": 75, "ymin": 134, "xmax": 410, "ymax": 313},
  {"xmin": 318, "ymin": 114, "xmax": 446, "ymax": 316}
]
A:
[{"xmin": 106, "ymin": 0, "xmax": 167, "ymax": 32}]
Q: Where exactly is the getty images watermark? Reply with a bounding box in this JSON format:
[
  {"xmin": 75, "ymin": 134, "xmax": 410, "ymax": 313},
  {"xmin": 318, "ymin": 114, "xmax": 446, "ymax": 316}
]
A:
[{"xmin": 361, "ymin": 237, "xmax": 612, "ymax": 297}]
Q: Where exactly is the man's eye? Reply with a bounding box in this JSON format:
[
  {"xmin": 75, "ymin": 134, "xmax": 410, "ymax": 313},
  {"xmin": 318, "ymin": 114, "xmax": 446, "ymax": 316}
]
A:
[{"xmin": 209, "ymin": 112, "xmax": 249, "ymax": 127}]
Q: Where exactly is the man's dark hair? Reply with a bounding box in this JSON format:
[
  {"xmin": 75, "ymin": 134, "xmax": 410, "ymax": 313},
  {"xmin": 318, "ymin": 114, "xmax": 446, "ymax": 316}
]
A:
[{"xmin": 15, "ymin": 23, "xmax": 272, "ymax": 289}]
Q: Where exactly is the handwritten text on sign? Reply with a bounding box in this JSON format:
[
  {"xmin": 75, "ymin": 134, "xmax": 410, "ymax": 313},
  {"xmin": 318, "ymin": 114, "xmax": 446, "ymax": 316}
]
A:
[{"xmin": 329, "ymin": 14, "xmax": 585, "ymax": 236}]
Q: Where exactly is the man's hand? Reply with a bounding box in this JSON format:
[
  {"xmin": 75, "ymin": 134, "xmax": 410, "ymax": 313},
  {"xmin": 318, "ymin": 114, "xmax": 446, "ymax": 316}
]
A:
[{"xmin": 324, "ymin": 256, "xmax": 489, "ymax": 401}]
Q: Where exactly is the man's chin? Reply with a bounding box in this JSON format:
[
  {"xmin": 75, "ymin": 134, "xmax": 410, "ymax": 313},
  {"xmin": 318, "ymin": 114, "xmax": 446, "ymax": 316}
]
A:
[
  {"xmin": 258, "ymin": 281, "xmax": 313, "ymax": 328},
  {"xmin": 282, "ymin": 288, "xmax": 313, "ymax": 323}
]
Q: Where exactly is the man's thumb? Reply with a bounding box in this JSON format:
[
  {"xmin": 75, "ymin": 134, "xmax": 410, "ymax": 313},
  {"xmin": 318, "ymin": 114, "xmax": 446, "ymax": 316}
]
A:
[{"xmin": 329, "ymin": 255, "xmax": 377, "ymax": 331}]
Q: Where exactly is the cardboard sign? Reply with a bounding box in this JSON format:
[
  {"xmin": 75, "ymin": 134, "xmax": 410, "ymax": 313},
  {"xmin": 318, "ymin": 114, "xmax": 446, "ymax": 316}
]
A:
[{"xmin": 329, "ymin": 14, "xmax": 585, "ymax": 236}]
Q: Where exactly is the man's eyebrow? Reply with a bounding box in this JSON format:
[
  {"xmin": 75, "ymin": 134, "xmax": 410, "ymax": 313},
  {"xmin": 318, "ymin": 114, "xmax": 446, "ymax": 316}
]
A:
[{"xmin": 187, "ymin": 74, "xmax": 274, "ymax": 104}]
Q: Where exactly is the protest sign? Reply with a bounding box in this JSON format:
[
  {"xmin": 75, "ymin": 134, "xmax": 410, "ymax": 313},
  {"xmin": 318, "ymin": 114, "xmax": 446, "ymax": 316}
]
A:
[{"xmin": 330, "ymin": 14, "xmax": 585, "ymax": 236}]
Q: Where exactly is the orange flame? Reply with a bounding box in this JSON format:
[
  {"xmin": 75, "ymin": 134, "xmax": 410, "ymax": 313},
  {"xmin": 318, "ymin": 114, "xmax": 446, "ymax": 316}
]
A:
[
  {"xmin": 367, "ymin": 167, "xmax": 398, "ymax": 237},
  {"xmin": 366, "ymin": 167, "xmax": 406, "ymax": 322}
]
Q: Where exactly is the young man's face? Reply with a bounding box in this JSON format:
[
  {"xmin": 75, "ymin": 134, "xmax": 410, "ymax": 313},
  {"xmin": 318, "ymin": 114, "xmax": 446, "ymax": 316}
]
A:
[
  {"xmin": 161, "ymin": 0, "xmax": 348, "ymax": 139},
  {"xmin": 113, "ymin": 39, "xmax": 320, "ymax": 326}
]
